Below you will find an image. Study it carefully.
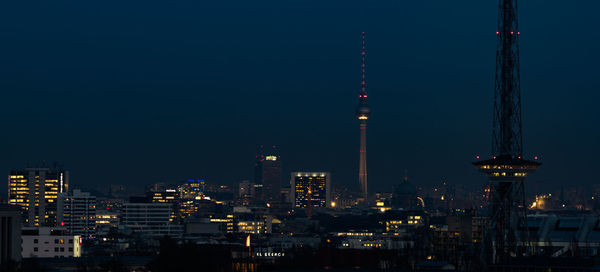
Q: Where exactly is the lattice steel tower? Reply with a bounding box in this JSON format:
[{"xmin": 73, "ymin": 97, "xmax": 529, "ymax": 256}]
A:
[
  {"xmin": 356, "ymin": 32, "xmax": 371, "ymax": 201},
  {"xmin": 473, "ymin": 0, "xmax": 540, "ymax": 264}
]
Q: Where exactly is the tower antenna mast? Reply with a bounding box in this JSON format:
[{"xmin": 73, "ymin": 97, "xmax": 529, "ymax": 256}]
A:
[{"xmin": 473, "ymin": 0, "xmax": 541, "ymax": 265}]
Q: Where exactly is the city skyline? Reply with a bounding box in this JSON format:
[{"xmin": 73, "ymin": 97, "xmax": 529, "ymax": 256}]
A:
[
  {"xmin": 2, "ymin": 1, "xmax": 600, "ymax": 270},
  {"xmin": 0, "ymin": 1, "xmax": 599, "ymax": 194}
]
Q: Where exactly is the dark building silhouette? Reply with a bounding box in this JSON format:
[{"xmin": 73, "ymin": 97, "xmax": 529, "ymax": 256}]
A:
[
  {"xmin": 0, "ymin": 205, "xmax": 21, "ymax": 267},
  {"xmin": 254, "ymin": 145, "xmax": 282, "ymax": 202},
  {"xmin": 392, "ymin": 175, "xmax": 419, "ymax": 210}
]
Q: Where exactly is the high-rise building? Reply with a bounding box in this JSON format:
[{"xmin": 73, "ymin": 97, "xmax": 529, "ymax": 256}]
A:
[
  {"xmin": 254, "ymin": 146, "xmax": 282, "ymax": 202},
  {"xmin": 355, "ymin": 33, "xmax": 371, "ymax": 201},
  {"xmin": 8, "ymin": 168, "xmax": 69, "ymax": 227},
  {"xmin": 57, "ymin": 190, "xmax": 97, "ymax": 239},
  {"xmin": 0, "ymin": 205, "xmax": 21, "ymax": 266},
  {"xmin": 178, "ymin": 180, "xmax": 206, "ymax": 199},
  {"xmin": 290, "ymin": 172, "xmax": 331, "ymax": 208}
]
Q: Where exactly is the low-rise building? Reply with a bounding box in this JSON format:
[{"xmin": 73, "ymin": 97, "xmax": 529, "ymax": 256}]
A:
[
  {"xmin": 335, "ymin": 231, "xmax": 414, "ymax": 250},
  {"xmin": 267, "ymin": 234, "xmax": 321, "ymax": 249},
  {"xmin": 209, "ymin": 214, "xmax": 234, "ymax": 233},
  {"xmin": 21, "ymin": 227, "xmax": 81, "ymax": 258},
  {"xmin": 184, "ymin": 218, "xmax": 221, "ymax": 235}
]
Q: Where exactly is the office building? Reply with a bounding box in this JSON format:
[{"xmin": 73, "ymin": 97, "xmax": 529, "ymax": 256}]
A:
[
  {"xmin": 95, "ymin": 210, "xmax": 119, "ymax": 237},
  {"xmin": 8, "ymin": 168, "xmax": 69, "ymax": 226},
  {"xmin": 290, "ymin": 172, "xmax": 331, "ymax": 208},
  {"xmin": 122, "ymin": 202, "xmax": 182, "ymax": 237},
  {"xmin": 0, "ymin": 205, "xmax": 21, "ymax": 266},
  {"xmin": 237, "ymin": 220, "xmax": 266, "ymax": 234},
  {"xmin": 57, "ymin": 190, "xmax": 97, "ymax": 239},
  {"xmin": 254, "ymin": 147, "xmax": 282, "ymax": 202},
  {"xmin": 209, "ymin": 214, "xmax": 235, "ymax": 233},
  {"xmin": 178, "ymin": 180, "xmax": 206, "ymax": 199},
  {"xmin": 147, "ymin": 188, "xmax": 179, "ymax": 204}
]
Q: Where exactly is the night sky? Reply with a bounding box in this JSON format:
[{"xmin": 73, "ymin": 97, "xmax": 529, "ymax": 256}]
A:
[{"xmin": 0, "ymin": 1, "xmax": 599, "ymax": 195}]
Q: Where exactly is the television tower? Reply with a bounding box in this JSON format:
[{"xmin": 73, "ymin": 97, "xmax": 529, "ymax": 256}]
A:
[
  {"xmin": 356, "ymin": 32, "xmax": 371, "ymax": 201},
  {"xmin": 473, "ymin": 0, "xmax": 540, "ymax": 264}
]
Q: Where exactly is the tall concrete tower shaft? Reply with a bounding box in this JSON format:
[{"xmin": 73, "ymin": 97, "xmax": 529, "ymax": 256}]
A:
[
  {"xmin": 356, "ymin": 32, "xmax": 371, "ymax": 200},
  {"xmin": 473, "ymin": 0, "xmax": 540, "ymax": 264}
]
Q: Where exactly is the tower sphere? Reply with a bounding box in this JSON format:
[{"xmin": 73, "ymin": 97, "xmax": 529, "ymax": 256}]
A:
[{"xmin": 356, "ymin": 105, "xmax": 371, "ymax": 119}]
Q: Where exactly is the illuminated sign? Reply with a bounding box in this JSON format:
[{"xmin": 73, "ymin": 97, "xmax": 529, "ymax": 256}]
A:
[
  {"xmin": 265, "ymin": 155, "xmax": 277, "ymax": 161},
  {"xmin": 255, "ymin": 252, "xmax": 285, "ymax": 257}
]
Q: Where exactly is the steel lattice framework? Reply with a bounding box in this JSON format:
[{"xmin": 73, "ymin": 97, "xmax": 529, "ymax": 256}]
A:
[
  {"xmin": 473, "ymin": 0, "xmax": 541, "ymax": 265},
  {"xmin": 493, "ymin": 0, "xmax": 522, "ymax": 157}
]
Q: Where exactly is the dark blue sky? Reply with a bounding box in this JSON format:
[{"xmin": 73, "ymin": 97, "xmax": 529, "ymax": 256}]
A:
[{"xmin": 0, "ymin": 0, "xmax": 598, "ymax": 194}]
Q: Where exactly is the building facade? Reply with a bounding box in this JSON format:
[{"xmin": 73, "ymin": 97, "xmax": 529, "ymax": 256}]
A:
[
  {"xmin": 0, "ymin": 205, "xmax": 21, "ymax": 266},
  {"xmin": 95, "ymin": 210, "xmax": 119, "ymax": 237},
  {"xmin": 178, "ymin": 180, "xmax": 205, "ymax": 199},
  {"xmin": 147, "ymin": 188, "xmax": 179, "ymax": 204},
  {"xmin": 57, "ymin": 190, "xmax": 97, "ymax": 238},
  {"xmin": 255, "ymin": 149, "xmax": 282, "ymax": 202},
  {"xmin": 234, "ymin": 180, "xmax": 256, "ymax": 199},
  {"xmin": 21, "ymin": 227, "xmax": 81, "ymax": 258},
  {"xmin": 122, "ymin": 203, "xmax": 182, "ymax": 237},
  {"xmin": 8, "ymin": 168, "xmax": 69, "ymax": 227},
  {"xmin": 290, "ymin": 172, "xmax": 331, "ymax": 208}
]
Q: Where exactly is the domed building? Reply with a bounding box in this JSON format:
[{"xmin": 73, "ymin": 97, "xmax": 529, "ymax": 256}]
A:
[{"xmin": 392, "ymin": 175, "xmax": 421, "ymax": 210}]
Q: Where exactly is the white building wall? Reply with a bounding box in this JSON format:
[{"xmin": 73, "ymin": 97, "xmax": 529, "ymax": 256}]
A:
[{"xmin": 21, "ymin": 228, "xmax": 80, "ymax": 258}]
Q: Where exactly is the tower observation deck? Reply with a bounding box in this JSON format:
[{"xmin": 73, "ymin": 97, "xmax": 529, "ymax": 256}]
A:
[{"xmin": 472, "ymin": 0, "xmax": 541, "ymax": 264}]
